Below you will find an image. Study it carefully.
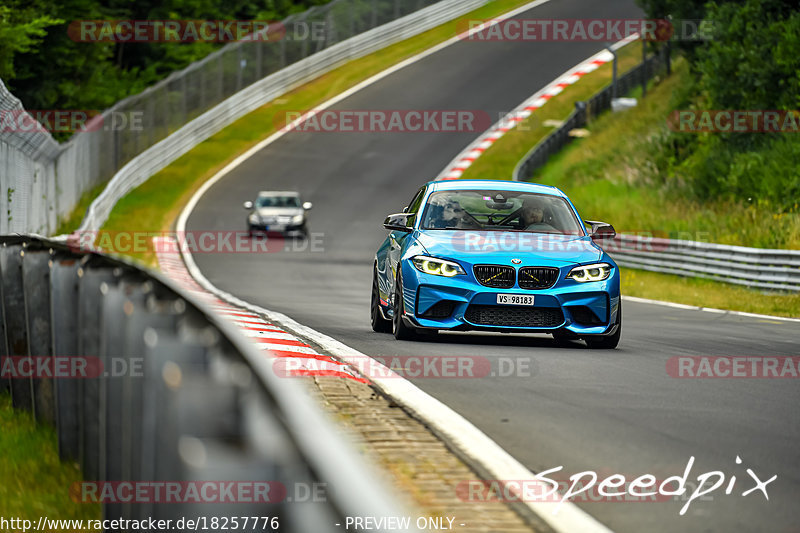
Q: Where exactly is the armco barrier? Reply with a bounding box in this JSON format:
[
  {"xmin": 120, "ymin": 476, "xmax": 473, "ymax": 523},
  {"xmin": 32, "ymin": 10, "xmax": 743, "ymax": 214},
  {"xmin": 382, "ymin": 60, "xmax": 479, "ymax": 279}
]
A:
[
  {"xmin": 512, "ymin": 47, "xmax": 666, "ymax": 182},
  {"xmin": 511, "ymin": 47, "xmax": 800, "ymax": 292},
  {"xmin": 77, "ymin": 0, "xmax": 490, "ymax": 233},
  {"xmin": 606, "ymin": 234, "xmax": 800, "ymax": 292},
  {"xmin": 0, "ymin": 0, "xmax": 490, "ymax": 236},
  {"xmin": 0, "ymin": 234, "xmax": 414, "ymax": 532}
]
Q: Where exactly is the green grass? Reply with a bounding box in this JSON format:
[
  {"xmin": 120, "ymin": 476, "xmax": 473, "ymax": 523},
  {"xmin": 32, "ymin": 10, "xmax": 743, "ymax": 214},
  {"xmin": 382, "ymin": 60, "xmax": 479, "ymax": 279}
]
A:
[
  {"xmin": 533, "ymin": 58, "xmax": 800, "ymax": 250},
  {"xmin": 461, "ymin": 54, "xmax": 799, "ymax": 317},
  {"xmin": 0, "ymin": 393, "xmax": 101, "ymax": 520},
  {"xmin": 621, "ymin": 268, "xmax": 800, "ymax": 318},
  {"xmin": 460, "ymin": 42, "xmax": 644, "ymax": 180},
  {"xmin": 55, "ymin": 0, "xmax": 546, "ymax": 266}
]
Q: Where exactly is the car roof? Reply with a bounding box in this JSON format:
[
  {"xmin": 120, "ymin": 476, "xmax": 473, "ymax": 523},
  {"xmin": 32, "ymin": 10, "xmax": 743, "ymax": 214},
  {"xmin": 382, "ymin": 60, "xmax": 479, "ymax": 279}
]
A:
[
  {"xmin": 257, "ymin": 191, "xmax": 300, "ymax": 197},
  {"xmin": 427, "ymin": 179, "xmax": 566, "ymax": 198}
]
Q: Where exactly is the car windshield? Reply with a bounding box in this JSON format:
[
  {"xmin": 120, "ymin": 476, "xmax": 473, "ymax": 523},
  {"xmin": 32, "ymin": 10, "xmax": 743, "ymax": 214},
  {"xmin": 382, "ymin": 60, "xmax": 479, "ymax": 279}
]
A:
[
  {"xmin": 419, "ymin": 190, "xmax": 584, "ymax": 235},
  {"xmin": 256, "ymin": 195, "xmax": 300, "ymax": 208}
]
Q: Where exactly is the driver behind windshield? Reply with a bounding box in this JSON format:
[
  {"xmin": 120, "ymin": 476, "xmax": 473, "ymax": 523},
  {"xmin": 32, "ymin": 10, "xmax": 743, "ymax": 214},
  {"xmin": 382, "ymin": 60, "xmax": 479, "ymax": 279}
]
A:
[{"xmin": 520, "ymin": 199, "xmax": 552, "ymax": 231}]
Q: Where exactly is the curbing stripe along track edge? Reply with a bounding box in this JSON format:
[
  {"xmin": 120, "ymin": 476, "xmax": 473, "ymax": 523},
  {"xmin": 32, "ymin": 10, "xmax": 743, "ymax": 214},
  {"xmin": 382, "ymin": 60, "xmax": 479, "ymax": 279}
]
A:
[{"xmin": 172, "ymin": 2, "xmax": 623, "ymax": 532}]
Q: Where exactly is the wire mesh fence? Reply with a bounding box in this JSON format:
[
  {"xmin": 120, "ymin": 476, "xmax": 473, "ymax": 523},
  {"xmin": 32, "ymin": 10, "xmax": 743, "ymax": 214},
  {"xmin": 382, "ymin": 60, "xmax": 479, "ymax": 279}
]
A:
[
  {"xmin": 0, "ymin": 234, "xmax": 413, "ymax": 531},
  {"xmin": 1, "ymin": 0, "xmax": 477, "ymax": 236}
]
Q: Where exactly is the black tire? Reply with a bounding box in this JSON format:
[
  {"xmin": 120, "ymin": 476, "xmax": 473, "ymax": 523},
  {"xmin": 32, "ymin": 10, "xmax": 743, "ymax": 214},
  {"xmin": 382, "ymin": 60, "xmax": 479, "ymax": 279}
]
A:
[
  {"xmin": 392, "ymin": 272, "xmax": 420, "ymax": 341},
  {"xmin": 585, "ymin": 300, "xmax": 622, "ymax": 349},
  {"xmin": 371, "ymin": 268, "xmax": 392, "ymax": 333}
]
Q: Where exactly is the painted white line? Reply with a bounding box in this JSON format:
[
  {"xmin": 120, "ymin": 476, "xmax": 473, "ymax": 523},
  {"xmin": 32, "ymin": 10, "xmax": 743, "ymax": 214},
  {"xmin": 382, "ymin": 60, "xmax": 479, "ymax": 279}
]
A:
[
  {"xmin": 622, "ymin": 295, "xmax": 800, "ymax": 323},
  {"xmin": 254, "ymin": 343, "xmax": 319, "ymax": 354},
  {"xmin": 242, "ymin": 330, "xmax": 304, "ymax": 340},
  {"xmin": 173, "ymin": 5, "xmax": 624, "ymax": 532},
  {"xmin": 434, "ymin": 36, "xmax": 635, "ymax": 182},
  {"xmin": 176, "ymin": 0, "xmax": 558, "ymax": 222}
]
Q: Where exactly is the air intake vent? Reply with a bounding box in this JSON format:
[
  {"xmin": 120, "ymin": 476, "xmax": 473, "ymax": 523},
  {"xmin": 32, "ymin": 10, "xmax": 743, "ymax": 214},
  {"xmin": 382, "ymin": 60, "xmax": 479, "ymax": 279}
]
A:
[
  {"xmin": 465, "ymin": 305, "xmax": 564, "ymax": 328},
  {"xmin": 419, "ymin": 301, "xmax": 456, "ymax": 319}
]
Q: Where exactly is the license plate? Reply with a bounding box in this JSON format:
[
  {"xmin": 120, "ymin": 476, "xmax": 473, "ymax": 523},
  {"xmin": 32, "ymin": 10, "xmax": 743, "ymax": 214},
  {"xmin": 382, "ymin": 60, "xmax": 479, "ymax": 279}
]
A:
[{"xmin": 496, "ymin": 294, "xmax": 534, "ymax": 306}]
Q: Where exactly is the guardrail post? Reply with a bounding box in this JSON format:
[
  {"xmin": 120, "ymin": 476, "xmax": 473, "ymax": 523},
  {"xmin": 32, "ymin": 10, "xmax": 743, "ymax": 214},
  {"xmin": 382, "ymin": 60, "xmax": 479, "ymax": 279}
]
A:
[
  {"xmin": 50, "ymin": 251, "xmax": 82, "ymax": 460},
  {"xmin": 1, "ymin": 242, "xmax": 33, "ymax": 411},
  {"xmin": 666, "ymin": 41, "xmax": 671, "ymax": 75},
  {"xmin": 641, "ymin": 39, "xmax": 647, "ymax": 97},
  {"xmin": 77, "ymin": 260, "xmax": 118, "ymax": 481},
  {"xmin": 22, "ymin": 247, "xmax": 55, "ymax": 424},
  {"xmin": 0, "ymin": 245, "xmax": 8, "ymax": 395},
  {"xmin": 99, "ymin": 278, "xmax": 133, "ymax": 523}
]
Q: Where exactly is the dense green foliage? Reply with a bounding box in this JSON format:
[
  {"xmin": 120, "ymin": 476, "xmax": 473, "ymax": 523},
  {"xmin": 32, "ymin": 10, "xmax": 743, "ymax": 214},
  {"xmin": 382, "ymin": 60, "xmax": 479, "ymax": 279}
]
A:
[
  {"xmin": 0, "ymin": 0, "xmax": 329, "ymax": 112},
  {"xmin": 636, "ymin": 0, "xmax": 800, "ymax": 212}
]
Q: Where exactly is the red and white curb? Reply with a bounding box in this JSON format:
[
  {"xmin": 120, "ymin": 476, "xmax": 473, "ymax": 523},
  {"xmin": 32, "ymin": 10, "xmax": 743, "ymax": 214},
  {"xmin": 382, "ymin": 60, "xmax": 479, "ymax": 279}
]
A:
[
  {"xmin": 435, "ymin": 36, "xmax": 636, "ymax": 181},
  {"xmin": 153, "ymin": 236, "xmax": 367, "ymax": 383}
]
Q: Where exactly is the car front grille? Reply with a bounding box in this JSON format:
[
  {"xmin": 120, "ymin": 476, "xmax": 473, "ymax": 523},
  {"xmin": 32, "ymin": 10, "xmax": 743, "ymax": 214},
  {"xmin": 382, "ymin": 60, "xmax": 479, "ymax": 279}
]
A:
[
  {"xmin": 473, "ymin": 265, "xmax": 515, "ymax": 288},
  {"xmin": 465, "ymin": 305, "xmax": 564, "ymax": 328},
  {"xmin": 518, "ymin": 267, "xmax": 559, "ymax": 290},
  {"xmin": 260, "ymin": 216, "xmax": 295, "ymax": 225}
]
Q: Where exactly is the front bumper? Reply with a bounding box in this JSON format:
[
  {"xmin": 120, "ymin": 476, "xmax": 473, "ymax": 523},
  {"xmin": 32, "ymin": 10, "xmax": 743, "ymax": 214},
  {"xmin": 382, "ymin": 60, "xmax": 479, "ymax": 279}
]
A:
[
  {"xmin": 248, "ymin": 223, "xmax": 305, "ymax": 234},
  {"xmin": 398, "ymin": 264, "xmax": 620, "ymax": 336}
]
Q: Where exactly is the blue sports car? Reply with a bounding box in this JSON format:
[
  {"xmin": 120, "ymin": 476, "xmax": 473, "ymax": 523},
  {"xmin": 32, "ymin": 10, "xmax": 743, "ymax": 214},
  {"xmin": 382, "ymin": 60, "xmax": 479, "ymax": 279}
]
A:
[{"xmin": 370, "ymin": 179, "xmax": 621, "ymax": 348}]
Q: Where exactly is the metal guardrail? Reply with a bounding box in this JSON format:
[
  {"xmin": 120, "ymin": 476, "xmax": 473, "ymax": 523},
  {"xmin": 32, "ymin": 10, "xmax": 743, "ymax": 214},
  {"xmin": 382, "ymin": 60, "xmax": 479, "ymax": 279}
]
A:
[
  {"xmin": 511, "ymin": 47, "xmax": 800, "ymax": 292},
  {"xmin": 0, "ymin": 234, "xmax": 412, "ymax": 531},
  {"xmin": 605, "ymin": 235, "xmax": 800, "ymax": 292},
  {"xmin": 0, "ymin": 0, "xmax": 489, "ymax": 235},
  {"xmin": 513, "ymin": 47, "xmax": 666, "ymax": 182}
]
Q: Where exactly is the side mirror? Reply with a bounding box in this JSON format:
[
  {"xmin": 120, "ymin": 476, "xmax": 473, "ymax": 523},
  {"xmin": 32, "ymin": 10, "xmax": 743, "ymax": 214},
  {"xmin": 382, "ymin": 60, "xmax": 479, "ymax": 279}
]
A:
[
  {"xmin": 383, "ymin": 213, "xmax": 413, "ymax": 232},
  {"xmin": 303, "ymin": 201, "xmax": 313, "ymax": 210},
  {"xmin": 585, "ymin": 220, "xmax": 616, "ymax": 239},
  {"xmin": 243, "ymin": 201, "xmax": 254, "ymax": 210}
]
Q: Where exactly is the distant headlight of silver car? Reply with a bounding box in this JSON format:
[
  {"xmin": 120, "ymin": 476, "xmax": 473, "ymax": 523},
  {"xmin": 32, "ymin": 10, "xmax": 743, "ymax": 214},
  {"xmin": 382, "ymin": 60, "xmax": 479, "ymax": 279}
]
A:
[
  {"xmin": 291, "ymin": 214, "xmax": 304, "ymax": 224},
  {"xmin": 567, "ymin": 262, "xmax": 612, "ymax": 282},
  {"xmin": 248, "ymin": 213, "xmax": 260, "ymax": 224},
  {"xmin": 412, "ymin": 255, "xmax": 465, "ymax": 277}
]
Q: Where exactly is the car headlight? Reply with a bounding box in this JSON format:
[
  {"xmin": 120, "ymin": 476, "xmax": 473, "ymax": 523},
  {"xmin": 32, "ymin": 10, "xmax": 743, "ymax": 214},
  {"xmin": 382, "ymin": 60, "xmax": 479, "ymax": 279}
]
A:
[
  {"xmin": 412, "ymin": 256, "xmax": 465, "ymax": 277},
  {"xmin": 248, "ymin": 214, "xmax": 260, "ymax": 224},
  {"xmin": 567, "ymin": 263, "xmax": 612, "ymax": 282},
  {"xmin": 291, "ymin": 214, "xmax": 304, "ymax": 224}
]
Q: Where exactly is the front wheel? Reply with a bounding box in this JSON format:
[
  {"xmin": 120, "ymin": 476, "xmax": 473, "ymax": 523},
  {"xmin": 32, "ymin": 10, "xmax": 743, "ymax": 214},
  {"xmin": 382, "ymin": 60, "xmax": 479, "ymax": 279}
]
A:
[
  {"xmin": 585, "ymin": 300, "xmax": 622, "ymax": 349},
  {"xmin": 371, "ymin": 267, "xmax": 392, "ymax": 333},
  {"xmin": 393, "ymin": 273, "xmax": 420, "ymax": 341}
]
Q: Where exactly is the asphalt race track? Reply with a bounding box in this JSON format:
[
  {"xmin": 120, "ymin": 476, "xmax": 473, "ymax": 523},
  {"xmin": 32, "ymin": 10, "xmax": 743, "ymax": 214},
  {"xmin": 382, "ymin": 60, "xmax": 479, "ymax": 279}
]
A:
[{"xmin": 185, "ymin": 1, "xmax": 800, "ymax": 531}]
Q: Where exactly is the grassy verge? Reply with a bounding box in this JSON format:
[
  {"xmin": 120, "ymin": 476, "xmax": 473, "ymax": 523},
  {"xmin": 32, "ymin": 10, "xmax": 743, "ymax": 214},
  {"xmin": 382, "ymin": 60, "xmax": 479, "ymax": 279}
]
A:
[
  {"xmin": 56, "ymin": 0, "xmax": 543, "ymax": 266},
  {"xmin": 460, "ymin": 42, "xmax": 643, "ymax": 179},
  {"xmin": 0, "ymin": 393, "xmax": 100, "ymax": 520},
  {"xmin": 461, "ymin": 53, "xmax": 799, "ymax": 317},
  {"xmin": 621, "ymin": 268, "xmax": 800, "ymax": 318},
  {"xmin": 533, "ymin": 58, "xmax": 800, "ymax": 250}
]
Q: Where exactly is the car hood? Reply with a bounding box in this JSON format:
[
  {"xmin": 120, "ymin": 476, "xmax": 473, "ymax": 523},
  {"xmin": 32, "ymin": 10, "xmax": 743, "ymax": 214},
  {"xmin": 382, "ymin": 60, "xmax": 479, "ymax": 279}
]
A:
[
  {"xmin": 414, "ymin": 230, "xmax": 602, "ymax": 265},
  {"xmin": 255, "ymin": 207, "xmax": 303, "ymax": 217}
]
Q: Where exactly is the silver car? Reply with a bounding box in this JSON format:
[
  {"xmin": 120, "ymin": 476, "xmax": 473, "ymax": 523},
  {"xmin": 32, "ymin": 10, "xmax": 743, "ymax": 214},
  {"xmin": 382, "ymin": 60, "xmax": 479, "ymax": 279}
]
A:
[{"xmin": 244, "ymin": 191, "xmax": 312, "ymax": 236}]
